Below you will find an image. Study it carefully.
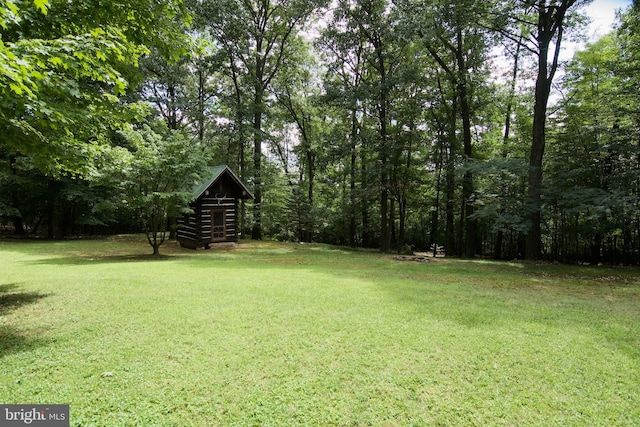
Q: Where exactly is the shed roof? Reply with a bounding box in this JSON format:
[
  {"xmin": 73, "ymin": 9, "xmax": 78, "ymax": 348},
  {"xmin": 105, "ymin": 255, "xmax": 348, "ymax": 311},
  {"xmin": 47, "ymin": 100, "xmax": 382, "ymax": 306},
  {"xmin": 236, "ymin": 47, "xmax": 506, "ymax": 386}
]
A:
[{"xmin": 192, "ymin": 165, "xmax": 254, "ymax": 200}]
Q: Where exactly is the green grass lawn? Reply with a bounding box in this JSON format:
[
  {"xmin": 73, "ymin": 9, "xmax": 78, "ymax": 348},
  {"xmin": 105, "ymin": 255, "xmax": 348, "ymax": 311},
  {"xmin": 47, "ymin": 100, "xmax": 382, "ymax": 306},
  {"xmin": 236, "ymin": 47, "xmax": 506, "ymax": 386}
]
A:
[{"xmin": 1, "ymin": 236, "xmax": 639, "ymax": 426}]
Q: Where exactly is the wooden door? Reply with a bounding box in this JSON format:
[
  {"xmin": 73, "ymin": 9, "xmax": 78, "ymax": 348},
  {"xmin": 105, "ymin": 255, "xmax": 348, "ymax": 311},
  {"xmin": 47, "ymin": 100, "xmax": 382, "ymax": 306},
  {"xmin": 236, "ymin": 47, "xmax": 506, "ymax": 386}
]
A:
[{"xmin": 211, "ymin": 209, "xmax": 226, "ymax": 242}]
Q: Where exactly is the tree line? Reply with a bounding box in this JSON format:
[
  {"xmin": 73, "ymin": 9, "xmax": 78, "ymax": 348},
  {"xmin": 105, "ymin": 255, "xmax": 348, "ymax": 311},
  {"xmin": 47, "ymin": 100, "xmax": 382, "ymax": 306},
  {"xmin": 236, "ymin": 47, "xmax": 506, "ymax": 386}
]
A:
[{"xmin": 1, "ymin": 0, "xmax": 638, "ymax": 263}]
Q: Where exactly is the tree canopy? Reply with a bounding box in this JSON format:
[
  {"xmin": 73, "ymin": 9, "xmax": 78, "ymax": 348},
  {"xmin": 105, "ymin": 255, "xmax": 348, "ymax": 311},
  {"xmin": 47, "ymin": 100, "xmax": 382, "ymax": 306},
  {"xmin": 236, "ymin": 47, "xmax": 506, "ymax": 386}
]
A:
[
  {"xmin": 2, "ymin": 0, "xmax": 639, "ymax": 264},
  {"xmin": 0, "ymin": 0, "xmax": 189, "ymax": 175}
]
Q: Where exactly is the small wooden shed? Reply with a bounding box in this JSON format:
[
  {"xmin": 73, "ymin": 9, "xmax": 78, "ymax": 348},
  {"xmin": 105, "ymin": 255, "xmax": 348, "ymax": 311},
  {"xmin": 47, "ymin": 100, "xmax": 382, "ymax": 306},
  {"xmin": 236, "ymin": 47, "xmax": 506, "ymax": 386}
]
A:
[{"xmin": 177, "ymin": 165, "xmax": 253, "ymax": 249}]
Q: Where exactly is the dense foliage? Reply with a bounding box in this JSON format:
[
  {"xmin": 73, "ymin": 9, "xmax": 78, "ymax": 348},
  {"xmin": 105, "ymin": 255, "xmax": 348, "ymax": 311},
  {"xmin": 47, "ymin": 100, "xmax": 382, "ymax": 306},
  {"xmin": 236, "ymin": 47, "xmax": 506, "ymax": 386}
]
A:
[{"xmin": 1, "ymin": 0, "xmax": 638, "ymax": 263}]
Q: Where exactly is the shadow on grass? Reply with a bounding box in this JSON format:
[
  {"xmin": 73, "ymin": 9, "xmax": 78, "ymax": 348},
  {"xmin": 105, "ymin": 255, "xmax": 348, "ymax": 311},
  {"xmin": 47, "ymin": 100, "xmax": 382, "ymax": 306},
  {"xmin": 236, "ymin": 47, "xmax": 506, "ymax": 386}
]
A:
[
  {"xmin": 0, "ymin": 284, "xmax": 48, "ymax": 315},
  {"xmin": 0, "ymin": 326, "xmax": 52, "ymax": 358},
  {"xmin": 28, "ymin": 253, "xmax": 187, "ymax": 266},
  {"xmin": 0, "ymin": 235, "xmax": 192, "ymax": 265},
  {"xmin": 25, "ymin": 241, "xmax": 246, "ymax": 266},
  {"xmin": 0, "ymin": 283, "xmax": 51, "ymax": 358}
]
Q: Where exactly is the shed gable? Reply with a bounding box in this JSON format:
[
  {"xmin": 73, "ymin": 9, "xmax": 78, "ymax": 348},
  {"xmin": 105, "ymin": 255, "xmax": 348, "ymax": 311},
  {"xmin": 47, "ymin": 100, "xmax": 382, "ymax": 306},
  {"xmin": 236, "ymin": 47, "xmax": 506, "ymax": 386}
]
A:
[{"xmin": 192, "ymin": 165, "xmax": 253, "ymax": 201}]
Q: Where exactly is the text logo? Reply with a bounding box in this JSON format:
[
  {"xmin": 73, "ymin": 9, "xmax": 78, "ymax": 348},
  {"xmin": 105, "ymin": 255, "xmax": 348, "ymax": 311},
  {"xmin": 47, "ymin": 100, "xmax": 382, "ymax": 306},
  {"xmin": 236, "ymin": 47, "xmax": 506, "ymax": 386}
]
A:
[{"xmin": 1, "ymin": 405, "xmax": 69, "ymax": 427}]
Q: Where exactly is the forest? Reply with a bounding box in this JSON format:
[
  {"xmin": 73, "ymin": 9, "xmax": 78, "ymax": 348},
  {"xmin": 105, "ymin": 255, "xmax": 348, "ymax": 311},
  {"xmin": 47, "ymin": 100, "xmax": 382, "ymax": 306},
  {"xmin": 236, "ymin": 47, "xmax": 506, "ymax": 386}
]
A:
[{"xmin": 0, "ymin": 0, "xmax": 638, "ymax": 264}]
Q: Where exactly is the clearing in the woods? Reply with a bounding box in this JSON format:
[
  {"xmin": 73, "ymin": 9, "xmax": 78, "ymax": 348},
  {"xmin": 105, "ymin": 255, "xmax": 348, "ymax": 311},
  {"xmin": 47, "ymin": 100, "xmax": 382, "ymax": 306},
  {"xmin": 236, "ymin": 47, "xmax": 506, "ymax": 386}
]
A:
[{"xmin": 1, "ymin": 236, "xmax": 638, "ymax": 425}]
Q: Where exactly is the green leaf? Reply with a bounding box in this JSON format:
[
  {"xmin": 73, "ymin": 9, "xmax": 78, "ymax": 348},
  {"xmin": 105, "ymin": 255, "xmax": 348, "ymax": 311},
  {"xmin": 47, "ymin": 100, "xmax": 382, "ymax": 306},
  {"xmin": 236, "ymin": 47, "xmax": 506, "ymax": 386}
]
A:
[
  {"xmin": 9, "ymin": 82, "xmax": 23, "ymax": 95},
  {"xmin": 49, "ymin": 56, "xmax": 64, "ymax": 67},
  {"xmin": 33, "ymin": 0, "xmax": 49, "ymax": 14},
  {"xmin": 113, "ymin": 79, "xmax": 126, "ymax": 96}
]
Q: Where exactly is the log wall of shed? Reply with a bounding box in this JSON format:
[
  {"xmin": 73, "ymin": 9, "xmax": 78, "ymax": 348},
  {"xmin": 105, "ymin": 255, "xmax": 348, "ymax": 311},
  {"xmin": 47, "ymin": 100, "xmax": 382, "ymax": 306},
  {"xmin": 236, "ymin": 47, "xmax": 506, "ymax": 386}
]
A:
[
  {"xmin": 176, "ymin": 212, "xmax": 199, "ymax": 248},
  {"xmin": 199, "ymin": 196, "xmax": 237, "ymax": 242}
]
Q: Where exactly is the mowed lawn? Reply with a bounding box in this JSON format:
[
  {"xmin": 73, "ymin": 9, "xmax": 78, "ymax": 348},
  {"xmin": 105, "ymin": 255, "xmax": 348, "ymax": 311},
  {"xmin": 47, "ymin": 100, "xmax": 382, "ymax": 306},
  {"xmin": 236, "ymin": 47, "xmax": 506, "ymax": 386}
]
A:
[{"xmin": 0, "ymin": 236, "xmax": 638, "ymax": 426}]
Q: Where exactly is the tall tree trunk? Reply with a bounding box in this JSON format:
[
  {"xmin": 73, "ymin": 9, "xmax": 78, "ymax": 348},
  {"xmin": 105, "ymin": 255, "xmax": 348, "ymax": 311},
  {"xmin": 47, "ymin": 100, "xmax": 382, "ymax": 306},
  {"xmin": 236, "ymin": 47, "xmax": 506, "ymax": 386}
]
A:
[
  {"xmin": 445, "ymin": 96, "xmax": 458, "ymax": 256},
  {"xmin": 496, "ymin": 36, "xmax": 522, "ymax": 260},
  {"xmin": 525, "ymin": 0, "xmax": 572, "ymax": 260},
  {"xmin": 431, "ymin": 130, "xmax": 444, "ymax": 255},
  {"xmin": 526, "ymin": 64, "xmax": 551, "ymax": 259},
  {"xmin": 389, "ymin": 196, "xmax": 396, "ymax": 249},
  {"xmin": 380, "ymin": 152, "xmax": 389, "ymax": 251},
  {"xmin": 166, "ymin": 77, "xmax": 183, "ymax": 241},
  {"xmin": 361, "ymin": 149, "xmax": 371, "ymax": 248},
  {"xmin": 371, "ymin": 33, "xmax": 391, "ymax": 253},
  {"xmin": 460, "ymin": 137, "xmax": 475, "ymax": 256},
  {"xmin": 197, "ymin": 68, "xmax": 206, "ymax": 144},
  {"xmin": 456, "ymin": 30, "xmax": 476, "ymax": 258},
  {"xmin": 446, "ymin": 148, "xmax": 456, "ymax": 256},
  {"xmin": 252, "ymin": 85, "xmax": 264, "ymax": 240},
  {"xmin": 379, "ymin": 96, "xmax": 390, "ymax": 252},
  {"xmin": 397, "ymin": 138, "xmax": 411, "ymax": 249},
  {"xmin": 239, "ymin": 121, "xmax": 247, "ymax": 238},
  {"xmin": 306, "ymin": 146, "xmax": 315, "ymax": 242},
  {"xmin": 349, "ymin": 110, "xmax": 358, "ymax": 247}
]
